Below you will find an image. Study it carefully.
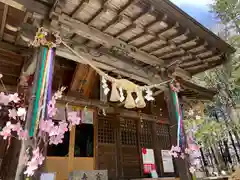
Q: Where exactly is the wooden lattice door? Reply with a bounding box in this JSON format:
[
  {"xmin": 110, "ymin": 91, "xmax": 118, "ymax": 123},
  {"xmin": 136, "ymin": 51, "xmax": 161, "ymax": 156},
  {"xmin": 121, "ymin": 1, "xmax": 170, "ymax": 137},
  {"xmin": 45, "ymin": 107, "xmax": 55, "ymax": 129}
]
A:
[
  {"xmin": 119, "ymin": 118, "xmax": 141, "ymax": 178},
  {"xmin": 155, "ymin": 123, "xmax": 175, "ymax": 177},
  {"xmin": 97, "ymin": 115, "xmax": 118, "ymax": 180}
]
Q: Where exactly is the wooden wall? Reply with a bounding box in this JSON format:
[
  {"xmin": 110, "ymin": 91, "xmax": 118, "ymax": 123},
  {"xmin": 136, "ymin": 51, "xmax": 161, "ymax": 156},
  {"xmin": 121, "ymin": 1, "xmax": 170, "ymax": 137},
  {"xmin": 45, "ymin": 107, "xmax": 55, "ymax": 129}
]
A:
[{"xmin": 96, "ymin": 113, "xmax": 175, "ymax": 180}]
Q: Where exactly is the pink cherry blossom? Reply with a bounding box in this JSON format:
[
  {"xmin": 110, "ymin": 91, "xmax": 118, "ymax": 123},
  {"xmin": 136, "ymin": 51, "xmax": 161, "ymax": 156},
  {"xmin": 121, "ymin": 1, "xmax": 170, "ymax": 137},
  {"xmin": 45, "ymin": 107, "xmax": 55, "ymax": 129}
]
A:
[
  {"xmin": 0, "ymin": 121, "xmax": 12, "ymax": 139},
  {"xmin": 39, "ymin": 119, "xmax": 54, "ymax": 133},
  {"xmin": 24, "ymin": 147, "xmax": 45, "ymax": 177},
  {"xmin": 48, "ymin": 101, "xmax": 58, "ymax": 118},
  {"xmin": 17, "ymin": 107, "xmax": 26, "ymax": 120},
  {"xmin": 9, "ymin": 93, "xmax": 20, "ymax": 103},
  {"xmin": 59, "ymin": 122, "xmax": 68, "ymax": 132},
  {"xmin": 169, "ymin": 152, "xmax": 178, "ymax": 158},
  {"xmin": 18, "ymin": 129, "xmax": 28, "ymax": 140},
  {"xmin": 8, "ymin": 109, "xmax": 18, "ymax": 119},
  {"xmin": 48, "ymin": 126, "xmax": 59, "ymax": 136},
  {"xmin": 24, "ymin": 161, "xmax": 38, "ymax": 176},
  {"xmin": 11, "ymin": 122, "xmax": 22, "ymax": 132},
  {"xmin": 170, "ymin": 145, "xmax": 181, "ymax": 153},
  {"xmin": 49, "ymin": 134, "xmax": 64, "ymax": 145},
  {"xmin": 0, "ymin": 92, "xmax": 10, "ymax": 105},
  {"xmin": 67, "ymin": 111, "xmax": 81, "ymax": 126},
  {"xmin": 0, "ymin": 73, "xmax": 2, "ymax": 79},
  {"xmin": 0, "ymin": 86, "xmax": 69, "ymax": 176},
  {"xmin": 54, "ymin": 87, "xmax": 66, "ymax": 99},
  {"xmin": 180, "ymin": 153, "xmax": 185, "ymax": 159},
  {"xmin": 185, "ymin": 148, "xmax": 192, "ymax": 155}
]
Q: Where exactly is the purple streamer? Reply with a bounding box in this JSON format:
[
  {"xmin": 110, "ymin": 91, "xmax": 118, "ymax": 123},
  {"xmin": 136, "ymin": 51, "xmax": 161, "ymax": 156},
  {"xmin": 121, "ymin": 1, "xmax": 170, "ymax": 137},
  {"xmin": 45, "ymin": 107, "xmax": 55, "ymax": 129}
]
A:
[{"xmin": 46, "ymin": 48, "xmax": 54, "ymax": 119}]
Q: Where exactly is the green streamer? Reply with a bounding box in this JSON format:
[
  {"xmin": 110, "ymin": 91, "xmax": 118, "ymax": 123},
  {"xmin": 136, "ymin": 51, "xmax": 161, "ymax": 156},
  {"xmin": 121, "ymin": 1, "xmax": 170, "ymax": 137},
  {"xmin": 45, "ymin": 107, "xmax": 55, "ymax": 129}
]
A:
[
  {"xmin": 192, "ymin": 174, "xmax": 197, "ymax": 180},
  {"xmin": 29, "ymin": 47, "xmax": 48, "ymax": 137}
]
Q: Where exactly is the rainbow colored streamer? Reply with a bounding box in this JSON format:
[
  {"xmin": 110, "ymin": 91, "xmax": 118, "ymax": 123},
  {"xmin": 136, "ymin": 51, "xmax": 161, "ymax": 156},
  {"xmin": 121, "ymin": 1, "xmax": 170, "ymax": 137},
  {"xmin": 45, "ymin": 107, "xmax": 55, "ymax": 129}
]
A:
[
  {"xmin": 29, "ymin": 47, "xmax": 54, "ymax": 137},
  {"xmin": 171, "ymin": 88, "xmax": 183, "ymax": 148}
]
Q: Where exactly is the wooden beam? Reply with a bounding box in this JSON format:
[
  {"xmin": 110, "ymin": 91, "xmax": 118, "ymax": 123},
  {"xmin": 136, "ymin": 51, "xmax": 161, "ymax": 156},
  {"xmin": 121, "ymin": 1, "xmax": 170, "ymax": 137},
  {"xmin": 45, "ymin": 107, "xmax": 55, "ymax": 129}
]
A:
[
  {"xmin": 102, "ymin": 0, "xmax": 139, "ymax": 31},
  {"xmin": 0, "ymin": 0, "xmax": 25, "ymax": 11},
  {"xmin": 0, "ymin": 84, "xmax": 17, "ymax": 93},
  {"xmin": 203, "ymin": 55, "xmax": 221, "ymax": 63},
  {"xmin": 55, "ymin": 46, "xmax": 162, "ymax": 85},
  {"xmin": 58, "ymin": 96, "xmax": 168, "ymax": 123},
  {"xmin": 55, "ymin": 13, "xmax": 164, "ymax": 66},
  {"xmin": 184, "ymin": 63, "xmax": 208, "ymax": 71},
  {"xmin": 114, "ymin": 13, "xmax": 167, "ymax": 44},
  {"xmin": 0, "ymin": 41, "xmax": 32, "ymax": 55},
  {"xmin": 179, "ymin": 79, "xmax": 216, "ymax": 99},
  {"xmin": 180, "ymin": 59, "xmax": 202, "ymax": 68},
  {"xmin": 15, "ymin": 12, "xmax": 32, "ymax": 44},
  {"xmin": 0, "ymin": 56, "xmax": 22, "ymax": 66},
  {"xmin": 0, "ymin": 4, "xmax": 8, "ymax": 40},
  {"xmin": 172, "ymin": 67, "xmax": 192, "ymax": 80},
  {"xmin": 71, "ymin": 0, "xmax": 89, "ymax": 18},
  {"xmin": 87, "ymin": 0, "xmax": 110, "ymax": 25},
  {"xmin": 158, "ymin": 22, "xmax": 179, "ymax": 37},
  {"xmin": 7, "ymin": 0, "xmax": 49, "ymax": 16}
]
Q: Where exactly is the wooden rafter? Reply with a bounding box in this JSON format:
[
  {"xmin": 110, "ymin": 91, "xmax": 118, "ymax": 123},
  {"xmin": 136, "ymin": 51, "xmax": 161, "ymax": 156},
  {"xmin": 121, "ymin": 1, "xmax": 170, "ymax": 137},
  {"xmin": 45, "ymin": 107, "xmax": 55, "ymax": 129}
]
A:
[
  {"xmin": 71, "ymin": 0, "xmax": 89, "ymax": 18},
  {"xmin": 6, "ymin": 0, "xmax": 234, "ymax": 78},
  {"xmin": 102, "ymin": 0, "xmax": 140, "ymax": 32},
  {"xmin": 0, "ymin": 4, "xmax": 8, "ymax": 40},
  {"xmin": 87, "ymin": 0, "xmax": 110, "ymax": 25},
  {"xmin": 55, "ymin": 13, "xmax": 164, "ymax": 66}
]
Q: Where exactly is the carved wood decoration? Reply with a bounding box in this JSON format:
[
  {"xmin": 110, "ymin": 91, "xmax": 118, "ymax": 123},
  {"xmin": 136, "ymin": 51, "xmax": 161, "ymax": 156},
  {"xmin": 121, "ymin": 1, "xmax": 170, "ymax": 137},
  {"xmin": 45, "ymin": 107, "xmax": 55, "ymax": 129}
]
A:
[{"xmin": 69, "ymin": 63, "xmax": 97, "ymax": 97}]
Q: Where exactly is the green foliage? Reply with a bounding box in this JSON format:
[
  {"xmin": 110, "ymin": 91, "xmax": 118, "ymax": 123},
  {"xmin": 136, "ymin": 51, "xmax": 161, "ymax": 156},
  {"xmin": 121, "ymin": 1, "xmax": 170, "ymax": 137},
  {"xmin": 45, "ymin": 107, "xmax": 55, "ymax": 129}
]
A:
[
  {"xmin": 184, "ymin": 117, "xmax": 226, "ymax": 145},
  {"xmin": 211, "ymin": 0, "xmax": 240, "ymax": 32}
]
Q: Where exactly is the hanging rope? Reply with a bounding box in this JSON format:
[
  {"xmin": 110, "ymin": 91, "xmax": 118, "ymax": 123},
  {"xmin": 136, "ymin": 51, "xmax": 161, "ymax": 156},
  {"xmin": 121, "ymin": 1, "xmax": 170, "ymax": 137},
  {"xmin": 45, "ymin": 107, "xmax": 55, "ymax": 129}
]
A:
[{"xmin": 30, "ymin": 27, "xmax": 172, "ymax": 109}]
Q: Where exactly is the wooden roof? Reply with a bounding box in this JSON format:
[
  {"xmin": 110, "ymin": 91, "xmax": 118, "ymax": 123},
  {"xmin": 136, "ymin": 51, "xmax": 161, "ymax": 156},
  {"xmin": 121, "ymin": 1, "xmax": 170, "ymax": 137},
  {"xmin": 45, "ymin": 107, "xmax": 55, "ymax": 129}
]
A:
[
  {"xmin": 50, "ymin": 0, "xmax": 234, "ymax": 75},
  {"xmin": 179, "ymin": 79, "xmax": 216, "ymax": 100},
  {"xmin": 0, "ymin": 0, "xmax": 234, "ymax": 100}
]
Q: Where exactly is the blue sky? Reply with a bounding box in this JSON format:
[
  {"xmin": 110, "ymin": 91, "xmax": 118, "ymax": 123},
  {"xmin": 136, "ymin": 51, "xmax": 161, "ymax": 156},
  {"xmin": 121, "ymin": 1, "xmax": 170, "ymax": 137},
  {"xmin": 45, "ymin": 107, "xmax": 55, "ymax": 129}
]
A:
[{"xmin": 170, "ymin": 0, "xmax": 217, "ymax": 29}]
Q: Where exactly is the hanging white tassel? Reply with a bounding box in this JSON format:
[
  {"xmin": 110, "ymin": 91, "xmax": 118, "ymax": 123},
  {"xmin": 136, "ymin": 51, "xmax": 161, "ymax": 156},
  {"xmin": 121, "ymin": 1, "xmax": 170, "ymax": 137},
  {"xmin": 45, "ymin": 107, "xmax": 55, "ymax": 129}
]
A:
[
  {"xmin": 145, "ymin": 88, "xmax": 154, "ymax": 101},
  {"xmin": 101, "ymin": 76, "xmax": 110, "ymax": 95},
  {"xmin": 110, "ymin": 83, "xmax": 120, "ymax": 102},
  {"xmin": 119, "ymin": 87, "xmax": 125, "ymax": 102},
  {"xmin": 124, "ymin": 91, "xmax": 136, "ymax": 109},
  {"xmin": 136, "ymin": 90, "xmax": 146, "ymax": 108}
]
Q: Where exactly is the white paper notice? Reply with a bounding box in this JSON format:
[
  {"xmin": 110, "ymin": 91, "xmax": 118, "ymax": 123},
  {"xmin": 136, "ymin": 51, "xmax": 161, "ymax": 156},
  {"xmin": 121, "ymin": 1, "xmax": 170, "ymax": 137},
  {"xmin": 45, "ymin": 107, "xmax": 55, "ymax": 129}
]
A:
[
  {"xmin": 142, "ymin": 148, "xmax": 155, "ymax": 164},
  {"xmin": 161, "ymin": 150, "xmax": 174, "ymax": 173},
  {"xmin": 81, "ymin": 110, "xmax": 93, "ymax": 124},
  {"xmin": 40, "ymin": 173, "xmax": 56, "ymax": 180}
]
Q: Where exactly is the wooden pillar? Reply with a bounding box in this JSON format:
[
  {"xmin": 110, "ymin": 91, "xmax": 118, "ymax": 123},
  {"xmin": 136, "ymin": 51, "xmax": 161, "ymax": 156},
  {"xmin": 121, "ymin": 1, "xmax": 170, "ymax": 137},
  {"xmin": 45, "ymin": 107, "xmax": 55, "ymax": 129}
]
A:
[
  {"xmin": 136, "ymin": 118, "xmax": 144, "ymax": 176},
  {"xmin": 15, "ymin": 46, "xmax": 56, "ymax": 180},
  {"xmin": 164, "ymin": 88, "xmax": 192, "ymax": 180}
]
